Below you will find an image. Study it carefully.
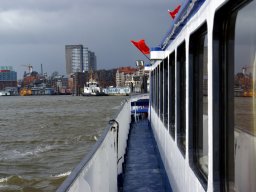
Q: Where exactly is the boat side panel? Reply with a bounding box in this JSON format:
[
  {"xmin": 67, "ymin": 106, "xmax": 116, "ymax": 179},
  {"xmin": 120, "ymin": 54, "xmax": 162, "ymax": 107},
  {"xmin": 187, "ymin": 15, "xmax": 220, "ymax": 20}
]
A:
[
  {"xmin": 149, "ymin": 0, "xmax": 228, "ymax": 192},
  {"xmin": 151, "ymin": 108, "xmax": 205, "ymax": 192},
  {"xmin": 57, "ymin": 101, "xmax": 131, "ymax": 192}
]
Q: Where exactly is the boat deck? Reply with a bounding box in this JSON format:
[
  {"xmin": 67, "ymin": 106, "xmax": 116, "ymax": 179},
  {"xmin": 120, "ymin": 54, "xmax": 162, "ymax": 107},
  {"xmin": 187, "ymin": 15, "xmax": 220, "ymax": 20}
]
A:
[{"xmin": 121, "ymin": 119, "xmax": 172, "ymax": 192}]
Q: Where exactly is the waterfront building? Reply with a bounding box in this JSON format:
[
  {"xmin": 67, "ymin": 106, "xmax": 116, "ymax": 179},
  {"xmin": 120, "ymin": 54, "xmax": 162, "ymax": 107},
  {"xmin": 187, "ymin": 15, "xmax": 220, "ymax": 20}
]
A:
[
  {"xmin": 116, "ymin": 67, "xmax": 137, "ymax": 87},
  {"xmin": 115, "ymin": 66, "xmax": 149, "ymax": 93},
  {"xmin": 83, "ymin": 48, "xmax": 97, "ymax": 72},
  {"xmin": 65, "ymin": 45, "xmax": 97, "ymax": 75},
  {"xmin": 69, "ymin": 72, "xmax": 86, "ymax": 96},
  {"xmin": 52, "ymin": 75, "xmax": 71, "ymax": 94},
  {"xmin": 65, "ymin": 45, "xmax": 83, "ymax": 74},
  {"xmin": 0, "ymin": 66, "xmax": 17, "ymax": 90}
]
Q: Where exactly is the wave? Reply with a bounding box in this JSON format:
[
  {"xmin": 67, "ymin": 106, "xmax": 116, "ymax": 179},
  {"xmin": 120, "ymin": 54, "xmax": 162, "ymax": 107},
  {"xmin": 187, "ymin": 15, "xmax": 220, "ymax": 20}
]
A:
[
  {"xmin": 0, "ymin": 144, "xmax": 55, "ymax": 161},
  {"xmin": 51, "ymin": 171, "xmax": 71, "ymax": 178},
  {"xmin": 0, "ymin": 175, "xmax": 41, "ymax": 191},
  {"xmin": 0, "ymin": 175, "xmax": 25, "ymax": 184},
  {"xmin": 0, "ymin": 176, "xmax": 9, "ymax": 183}
]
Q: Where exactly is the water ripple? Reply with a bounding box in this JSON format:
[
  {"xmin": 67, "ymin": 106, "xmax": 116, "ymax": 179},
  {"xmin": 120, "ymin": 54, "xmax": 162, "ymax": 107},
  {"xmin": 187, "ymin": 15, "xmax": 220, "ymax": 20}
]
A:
[{"xmin": 0, "ymin": 95, "xmax": 127, "ymax": 191}]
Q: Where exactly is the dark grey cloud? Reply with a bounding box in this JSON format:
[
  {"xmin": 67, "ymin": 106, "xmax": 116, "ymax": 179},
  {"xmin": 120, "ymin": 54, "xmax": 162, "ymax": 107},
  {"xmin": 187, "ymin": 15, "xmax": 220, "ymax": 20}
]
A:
[{"xmin": 0, "ymin": 0, "xmax": 180, "ymax": 78}]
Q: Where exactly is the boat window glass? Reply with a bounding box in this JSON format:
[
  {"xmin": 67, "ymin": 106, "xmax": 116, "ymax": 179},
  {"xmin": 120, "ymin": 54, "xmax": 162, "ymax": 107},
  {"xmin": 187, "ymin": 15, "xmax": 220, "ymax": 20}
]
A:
[
  {"xmin": 155, "ymin": 68, "xmax": 157, "ymax": 112},
  {"xmin": 150, "ymin": 71, "xmax": 154, "ymax": 108},
  {"xmin": 177, "ymin": 41, "xmax": 186, "ymax": 155},
  {"xmin": 164, "ymin": 58, "xmax": 168, "ymax": 128},
  {"xmin": 157, "ymin": 66, "xmax": 160, "ymax": 115},
  {"xmin": 151, "ymin": 71, "xmax": 154, "ymax": 109},
  {"xmin": 160, "ymin": 62, "xmax": 164, "ymax": 121},
  {"xmin": 154, "ymin": 70, "xmax": 156, "ymax": 110},
  {"xmin": 154, "ymin": 69, "xmax": 157, "ymax": 110},
  {"xmin": 169, "ymin": 52, "xmax": 175, "ymax": 139},
  {"xmin": 155, "ymin": 67, "xmax": 159, "ymax": 115},
  {"xmin": 189, "ymin": 23, "xmax": 208, "ymax": 186},
  {"xmin": 152, "ymin": 69, "xmax": 155, "ymax": 110},
  {"xmin": 231, "ymin": 1, "xmax": 256, "ymax": 191}
]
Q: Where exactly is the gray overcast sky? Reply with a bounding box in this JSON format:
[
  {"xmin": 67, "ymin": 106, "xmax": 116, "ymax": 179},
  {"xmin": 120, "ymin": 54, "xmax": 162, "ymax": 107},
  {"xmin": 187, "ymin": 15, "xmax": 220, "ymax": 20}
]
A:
[{"xmin": 0, "ymin": 0, "xmax": 180, "ymax": 78}]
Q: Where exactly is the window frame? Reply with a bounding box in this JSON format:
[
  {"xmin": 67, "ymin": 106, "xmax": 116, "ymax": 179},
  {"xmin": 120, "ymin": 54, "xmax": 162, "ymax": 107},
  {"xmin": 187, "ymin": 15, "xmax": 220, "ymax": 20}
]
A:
[
  {"xmin": 169, "ymin": 52, "xmax": 176, "ymax": 139},
  {"xmin": 160, "ymin": 62, "xmax": 164, "ymax": 122},
  {"xmin": 213, "ymin": 0, "xmax": 253, "ymax": 190},
  {"xmin": 163, "ymin": 58, "xmax": 168, "ymax": 128},
  {"xmin": 177, "ymin": 41, "xmax": 186, "ymax": 156},
  {"xmin": 188, "ymin": 22, "xmax": 208, "ymax": 189}
]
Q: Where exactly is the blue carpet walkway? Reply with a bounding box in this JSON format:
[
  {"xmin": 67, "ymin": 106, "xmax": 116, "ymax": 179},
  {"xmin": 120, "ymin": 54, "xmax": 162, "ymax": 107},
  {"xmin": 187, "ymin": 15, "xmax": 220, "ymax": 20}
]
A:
[{"xmin": 121, "ymin": 120, "xmax": 172, "ymax": 192}]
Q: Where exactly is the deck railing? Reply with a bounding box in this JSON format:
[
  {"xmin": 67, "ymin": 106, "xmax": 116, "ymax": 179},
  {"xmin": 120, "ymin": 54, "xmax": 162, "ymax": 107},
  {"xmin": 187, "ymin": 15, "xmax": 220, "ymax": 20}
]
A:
[{"xmin": 57, "ymin": 99, "xmax": 131, "ymax": 192}]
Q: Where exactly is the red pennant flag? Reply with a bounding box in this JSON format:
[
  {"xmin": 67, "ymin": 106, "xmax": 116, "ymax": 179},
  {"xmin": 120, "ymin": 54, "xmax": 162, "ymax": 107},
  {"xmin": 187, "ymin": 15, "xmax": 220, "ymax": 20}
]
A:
[
  {"xmin": 168, "ymin": 5, "xmax": 181, "ymax": 19},
  {"xmin": 131, "ymin": 39, "xmax": 150, "ymax": 55}
]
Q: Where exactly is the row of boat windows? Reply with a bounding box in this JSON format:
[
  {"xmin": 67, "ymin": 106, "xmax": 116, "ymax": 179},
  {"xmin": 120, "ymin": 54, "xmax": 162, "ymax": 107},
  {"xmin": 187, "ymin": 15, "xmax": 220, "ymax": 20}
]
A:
[
  {"xmin": 150, "ymin": 0, "xmax": 256, "ymax": 191},
  {"xmin": 151, "ymin": 25, "xmax": 209, "ymax": 183}
]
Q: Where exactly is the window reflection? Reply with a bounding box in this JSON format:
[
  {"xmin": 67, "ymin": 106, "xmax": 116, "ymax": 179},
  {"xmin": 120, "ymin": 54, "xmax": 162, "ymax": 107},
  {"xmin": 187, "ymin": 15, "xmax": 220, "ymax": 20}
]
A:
[
  {"xmin": 199, "ymin": 35, "xmax": 208, "ymax": 176},
  {"xmin": 233, "ymin": 1, "xmax": 256, "ymax": 191},
  {"xmin": 177, "ymin": 42, "xmax": 186, "ymax": 155},
  {"xmin": 189, "ymin": 23, "xmax": 208, "ymax": 185},
  {"xmin": 169, "ymin": 52, "xmax": 175, "ymax": 138},
  {"xmin": 164, "ymin": 58, "xmax": 168, "ymax": 128}
]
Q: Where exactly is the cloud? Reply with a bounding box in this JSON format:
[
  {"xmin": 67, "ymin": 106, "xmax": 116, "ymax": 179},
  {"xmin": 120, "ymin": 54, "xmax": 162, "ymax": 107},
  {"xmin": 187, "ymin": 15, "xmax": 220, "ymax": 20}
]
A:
[{"xmin": 0, "ymin": 0, "xmax": 179, "ymax": 78}]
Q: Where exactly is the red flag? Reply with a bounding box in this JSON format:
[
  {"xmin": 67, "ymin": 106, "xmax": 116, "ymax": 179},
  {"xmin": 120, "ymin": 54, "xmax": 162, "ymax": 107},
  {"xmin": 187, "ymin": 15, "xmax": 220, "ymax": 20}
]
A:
[
  {"xmin": 131, "ymin": 39, "xmax": 150, "ymax": 55},
  {"xmin": 168, "ymin": 4, "xmax": 181, "ymax": 19}
]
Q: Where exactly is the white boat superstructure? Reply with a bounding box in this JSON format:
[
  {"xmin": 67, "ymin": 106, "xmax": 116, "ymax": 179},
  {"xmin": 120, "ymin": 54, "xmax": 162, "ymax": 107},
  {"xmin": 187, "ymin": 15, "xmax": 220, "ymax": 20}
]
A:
[
  {"xmin": 0, "ymin": 90, "xmax": 11, "ymax": 96},
  {"xmin": 57, "ymin": 0, "xmax": 256, "ymax": 191},
  {"xmin": 83, "ymin": 80, "xmax": 101, "ymax": 96},
  {"xmin": 149, "ymin": 0, "xmax": 256, "ymax": 191}
]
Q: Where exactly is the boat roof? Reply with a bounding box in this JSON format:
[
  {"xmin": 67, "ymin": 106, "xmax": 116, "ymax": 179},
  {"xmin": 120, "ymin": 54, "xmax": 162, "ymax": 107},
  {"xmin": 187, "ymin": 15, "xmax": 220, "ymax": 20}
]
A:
[{"xmin": 160, "ymin": 0, "xmax": 206, "ymax": 50}]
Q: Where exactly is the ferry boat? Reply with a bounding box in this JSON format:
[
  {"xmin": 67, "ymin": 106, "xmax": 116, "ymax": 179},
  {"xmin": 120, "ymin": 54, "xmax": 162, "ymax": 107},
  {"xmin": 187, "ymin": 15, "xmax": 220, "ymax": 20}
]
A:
[
  {"xmin": 82, "ymin": 70, "xmax": 108, "ymax": 96},
  {"xmin": 82, "ymin": 79, "xmax": 107, "ymax": 96},
  {"xmin": 57, "ymin": 0, "xmax": 256, "ymax": 191},
  {"xmin": 0, "ymin": 90, "xmax": 11, "ymax": 96}
]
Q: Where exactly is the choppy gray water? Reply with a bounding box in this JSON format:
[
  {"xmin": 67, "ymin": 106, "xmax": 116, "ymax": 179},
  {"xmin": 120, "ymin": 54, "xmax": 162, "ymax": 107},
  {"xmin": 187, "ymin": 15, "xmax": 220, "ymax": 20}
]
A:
[{"xmin": 0, "ymin": 95, "xmax": 127, "ymax": 192}]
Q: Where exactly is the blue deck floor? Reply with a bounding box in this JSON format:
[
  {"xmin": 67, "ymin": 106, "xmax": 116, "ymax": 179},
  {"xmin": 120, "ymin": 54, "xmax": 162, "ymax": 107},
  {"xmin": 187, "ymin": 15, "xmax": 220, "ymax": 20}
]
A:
[{"xmin": 121, "ymin": 120, "xmax": 172, "ymax": 192}]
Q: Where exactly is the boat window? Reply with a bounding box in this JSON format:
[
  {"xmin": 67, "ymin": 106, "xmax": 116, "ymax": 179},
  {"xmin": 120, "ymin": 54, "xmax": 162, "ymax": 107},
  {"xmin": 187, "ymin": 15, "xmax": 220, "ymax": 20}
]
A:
[
  {"xmin": 177, "ymin": 41, "xmax": 186, "ymax": 156},
  {"xmin": 163, "ymin": 58, "xmax": 168, "ymax": 128},
  {"xmin": 160, "ymin": 62, "xmax": 164, "ymax": 121},
  {"xmin": 157, "ymin": 66, "xmax": 160, "ymax": 116},
  {"xmin": 155, "ymin": 66, "xmax": 158, "ymax": 114},
  {"xmin": 151, "ymin": 71, "xmax": 154, "ymax": 109},
  {"xmin": 229, "ymin": 1, "xmax": 256, "ymax": 191},
  {"xmin": 155, "ymin": 68, "xmax": 157, "ymax": 111},
  {"xmin": 213, "ymin": 0, "xmax": 256, "ymax": 191},
  {"xmin": 152, "ymin": 70, "xmax": 155, "ymax": 110},
  {"xmin": 189, "ymin": 23, "xmax": 208, "ymax": 186},
  {"xmin": 169, "ymin": 52, "xmax": 175, "ymax": 139},
  {"xmin": 154, "ymin": 69, "xmax": 157, "ymax": 110}
]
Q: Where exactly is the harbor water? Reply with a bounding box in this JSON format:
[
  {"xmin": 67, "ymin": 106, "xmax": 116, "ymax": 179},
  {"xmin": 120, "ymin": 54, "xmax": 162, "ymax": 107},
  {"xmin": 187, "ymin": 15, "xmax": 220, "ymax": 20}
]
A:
[{"xmin": 0, "ymin": 95, "xmax": 127, "ymax": 192}]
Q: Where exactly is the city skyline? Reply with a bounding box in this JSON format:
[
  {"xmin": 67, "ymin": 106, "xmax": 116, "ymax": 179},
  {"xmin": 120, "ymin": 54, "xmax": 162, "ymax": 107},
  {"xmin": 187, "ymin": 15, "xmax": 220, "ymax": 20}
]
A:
[
  {"xmin": 65, "ymin": 45, "xmax": 97, "ymax": 75},
  {"xmin": 0, "ymin": 0, "xmax": 179, "ymax": 78}
]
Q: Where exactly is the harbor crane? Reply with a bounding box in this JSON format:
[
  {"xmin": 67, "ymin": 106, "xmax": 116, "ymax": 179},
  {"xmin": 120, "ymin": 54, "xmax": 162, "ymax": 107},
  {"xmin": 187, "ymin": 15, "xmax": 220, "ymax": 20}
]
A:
[{"xmin": 21, "ymin": 64, "xmax": 33, "ymax": 74}]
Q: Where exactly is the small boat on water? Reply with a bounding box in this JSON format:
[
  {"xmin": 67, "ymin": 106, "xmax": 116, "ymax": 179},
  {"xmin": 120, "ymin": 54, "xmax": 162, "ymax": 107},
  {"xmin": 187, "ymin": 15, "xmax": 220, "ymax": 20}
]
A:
[
  {"xmin": 82, "ymin": 79, "xmax": 107, "ymax": 96},
  {"xmin": 0, "ymin": 90, "xmax": 11, "ymax": 96}
]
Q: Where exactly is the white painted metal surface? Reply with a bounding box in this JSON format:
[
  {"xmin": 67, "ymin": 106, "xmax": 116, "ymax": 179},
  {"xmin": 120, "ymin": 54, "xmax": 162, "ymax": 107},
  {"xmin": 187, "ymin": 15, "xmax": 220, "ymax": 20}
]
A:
[
  {"xmin": 57, "ymin": 100, "xmax": 131, "ymax": 192},
  {"xmin": 149, "ymin": 0, "xmax": 256, "ymax": 192}
]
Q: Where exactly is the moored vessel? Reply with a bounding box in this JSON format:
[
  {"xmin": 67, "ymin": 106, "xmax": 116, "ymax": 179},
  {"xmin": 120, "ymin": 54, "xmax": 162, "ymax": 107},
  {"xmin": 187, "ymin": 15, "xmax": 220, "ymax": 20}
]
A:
[
  {"xmin": 103, "ymin": 86, "xmax": 131, "ymax": 96},
  {"xmin": 82, "ymin": 80, "xmax": 108, "ymax": 96}
]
